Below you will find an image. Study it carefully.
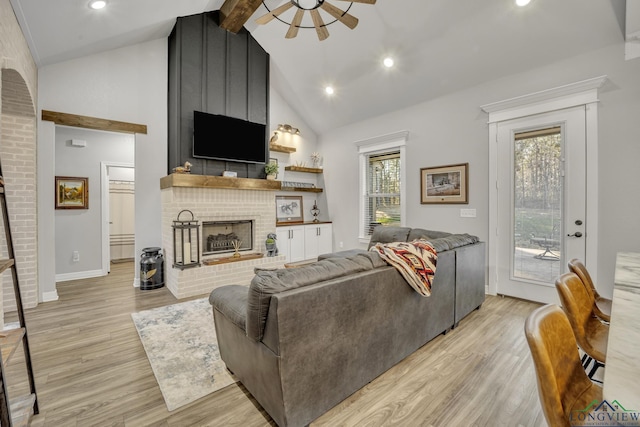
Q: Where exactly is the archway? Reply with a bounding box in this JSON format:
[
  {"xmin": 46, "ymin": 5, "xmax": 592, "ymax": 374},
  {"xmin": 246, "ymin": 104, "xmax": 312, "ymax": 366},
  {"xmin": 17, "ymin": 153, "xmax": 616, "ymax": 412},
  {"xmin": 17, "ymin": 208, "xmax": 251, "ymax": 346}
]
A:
[{"xmin": 0, "ymin": 68, "xmax": 37, "ymax": 312}]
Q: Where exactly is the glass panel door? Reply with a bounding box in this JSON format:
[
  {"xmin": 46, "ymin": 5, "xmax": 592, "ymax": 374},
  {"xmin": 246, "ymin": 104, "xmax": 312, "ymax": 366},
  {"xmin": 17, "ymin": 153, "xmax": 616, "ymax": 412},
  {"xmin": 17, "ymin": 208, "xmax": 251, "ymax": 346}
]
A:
[{"xmin": 513, "ymin": 127, "xmax": 562, "ymax": 284}]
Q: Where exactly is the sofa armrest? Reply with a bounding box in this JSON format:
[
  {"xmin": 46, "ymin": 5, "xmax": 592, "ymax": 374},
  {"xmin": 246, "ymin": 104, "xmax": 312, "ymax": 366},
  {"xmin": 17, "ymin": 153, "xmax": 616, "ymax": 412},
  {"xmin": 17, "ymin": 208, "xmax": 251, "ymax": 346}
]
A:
[
  {"xmin": 453, "ymin": 242, "xmax": 486, "ymax": 326},
  {"xmin": 209, "ymin": 285, "xmax": 248, "ymax": 331}
]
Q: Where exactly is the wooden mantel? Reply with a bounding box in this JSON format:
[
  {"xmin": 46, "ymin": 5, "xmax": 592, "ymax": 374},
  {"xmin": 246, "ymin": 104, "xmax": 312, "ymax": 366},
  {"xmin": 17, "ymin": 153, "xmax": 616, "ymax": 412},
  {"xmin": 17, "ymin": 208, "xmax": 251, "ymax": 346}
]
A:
[{"xmin": 160, "ymin": 174, "xmax": 281, "ymax": 191}]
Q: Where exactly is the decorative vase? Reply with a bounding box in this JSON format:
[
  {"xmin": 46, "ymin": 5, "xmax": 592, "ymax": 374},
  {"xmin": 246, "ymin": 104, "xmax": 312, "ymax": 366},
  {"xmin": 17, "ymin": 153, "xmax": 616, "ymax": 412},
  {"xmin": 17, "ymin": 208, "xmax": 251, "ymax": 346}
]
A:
[
  {"xmin": 267, "ymin": 174, "xmax": 276, "ymax": 180},
  {"xmin": 232, "ymin": 240, "xmax": 242, "ymax": 258}
]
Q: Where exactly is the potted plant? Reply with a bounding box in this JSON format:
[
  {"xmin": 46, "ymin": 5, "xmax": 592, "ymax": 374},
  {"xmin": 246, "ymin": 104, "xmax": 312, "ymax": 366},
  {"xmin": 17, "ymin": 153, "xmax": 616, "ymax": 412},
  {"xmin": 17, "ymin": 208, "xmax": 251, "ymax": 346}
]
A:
[{"xmin": 265, "ymin": 162, "xmax": 279, "ymax": 180}]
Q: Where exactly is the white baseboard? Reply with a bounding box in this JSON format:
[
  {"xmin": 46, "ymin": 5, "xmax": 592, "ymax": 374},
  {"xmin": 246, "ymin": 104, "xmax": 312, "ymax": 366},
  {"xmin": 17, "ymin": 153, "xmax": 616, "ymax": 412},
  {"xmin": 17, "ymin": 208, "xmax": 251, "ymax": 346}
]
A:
[
  {"xmin": 55, "ymin": 269, "xmax": 104, "ymax": 283},
  {"xmin": 41, "ymin": 290, "xmax": 59, "ymax": 302}
]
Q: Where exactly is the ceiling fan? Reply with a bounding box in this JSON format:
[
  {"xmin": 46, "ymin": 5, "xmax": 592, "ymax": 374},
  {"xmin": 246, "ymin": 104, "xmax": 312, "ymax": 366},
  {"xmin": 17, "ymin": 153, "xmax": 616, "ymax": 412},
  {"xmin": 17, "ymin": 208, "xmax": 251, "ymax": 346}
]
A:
[{"xmin": 256, "ymin": 0, "xmax": 377, "ymax": 41}]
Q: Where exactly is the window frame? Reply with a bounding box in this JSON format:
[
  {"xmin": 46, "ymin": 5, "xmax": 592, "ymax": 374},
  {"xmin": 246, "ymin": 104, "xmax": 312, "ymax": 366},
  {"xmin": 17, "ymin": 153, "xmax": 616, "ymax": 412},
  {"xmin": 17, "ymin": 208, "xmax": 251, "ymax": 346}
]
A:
[{"xmin": 356, "ymin": 131, "xmax": 408, "ymax": 243}]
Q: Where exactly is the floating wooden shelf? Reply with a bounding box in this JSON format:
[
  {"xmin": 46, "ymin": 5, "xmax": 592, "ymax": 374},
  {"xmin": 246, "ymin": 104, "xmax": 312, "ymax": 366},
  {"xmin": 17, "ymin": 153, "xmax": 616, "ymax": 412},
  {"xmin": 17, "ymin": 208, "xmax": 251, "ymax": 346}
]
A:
[
  {"xmin": 161, "ymin": 174, "xmax": 281, "ymax": 191},
  {"xmin": 280, "ymin": 187, "xmax": 323, "ymax": 193},
  {"xmin": 284, "ymin": 166, "xmax": 323, "ymax": 174},
  {"xmin": 269, "ymin": 143, "xmax": 296, "ymax": 153},
  {"xmin": 202, "ymin": 252, "xmax": 264, "ymax": 266}
]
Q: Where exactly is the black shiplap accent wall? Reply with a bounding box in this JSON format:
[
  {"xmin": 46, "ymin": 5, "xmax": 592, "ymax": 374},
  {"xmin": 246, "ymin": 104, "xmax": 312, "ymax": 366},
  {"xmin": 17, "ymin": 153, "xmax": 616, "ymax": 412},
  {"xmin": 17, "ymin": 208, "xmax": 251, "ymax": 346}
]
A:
[{"xmin": 168, "ymin": 11, "xmax": 270, "ymax": 178}]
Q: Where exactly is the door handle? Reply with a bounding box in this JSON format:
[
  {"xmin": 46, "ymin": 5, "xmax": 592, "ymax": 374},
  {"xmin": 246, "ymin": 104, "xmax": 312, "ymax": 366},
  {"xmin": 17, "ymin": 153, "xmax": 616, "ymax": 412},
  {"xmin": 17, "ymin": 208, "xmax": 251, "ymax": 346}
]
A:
[{"xmin": 567, "ymin": 232, "xmax": 583, "ymax": 238}]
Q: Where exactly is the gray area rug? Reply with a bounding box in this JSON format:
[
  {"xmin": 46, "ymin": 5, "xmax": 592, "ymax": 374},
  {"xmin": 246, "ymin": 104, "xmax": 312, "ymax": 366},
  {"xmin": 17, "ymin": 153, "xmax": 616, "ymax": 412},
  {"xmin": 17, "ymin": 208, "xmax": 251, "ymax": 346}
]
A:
[{"xmin": 131, "ymin": 297, "xmax": 237, "ymax": 411}]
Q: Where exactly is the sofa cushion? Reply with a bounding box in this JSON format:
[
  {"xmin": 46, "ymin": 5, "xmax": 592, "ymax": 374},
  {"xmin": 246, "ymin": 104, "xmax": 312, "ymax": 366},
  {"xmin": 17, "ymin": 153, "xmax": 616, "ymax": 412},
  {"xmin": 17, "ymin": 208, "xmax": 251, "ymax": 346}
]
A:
[
  {"xmin": 246, "ymin": 254, "xmax": 381, "ymax": 341},
  {"xmin": 439, "ymin": 233, "xmax": 479, "ymax": 249},
  {"xmin": 407, "ymin": 228, "xmax": 452, "ymax": 241},
  {"xmin": 367, "ymin": 226, "xmax": 412, "ymax": 249},
  {"xmin": 317, "ymin": 248, "xmax": 367, "ymax": 260}
]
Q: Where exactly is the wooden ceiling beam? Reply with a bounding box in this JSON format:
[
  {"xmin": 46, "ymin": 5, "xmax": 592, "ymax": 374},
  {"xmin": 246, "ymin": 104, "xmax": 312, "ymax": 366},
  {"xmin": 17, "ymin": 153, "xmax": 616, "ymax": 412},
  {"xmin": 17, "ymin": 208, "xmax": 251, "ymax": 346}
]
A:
[{"xmin": 219, "ymin": 0, "xmax": 264, "ymax": 33}]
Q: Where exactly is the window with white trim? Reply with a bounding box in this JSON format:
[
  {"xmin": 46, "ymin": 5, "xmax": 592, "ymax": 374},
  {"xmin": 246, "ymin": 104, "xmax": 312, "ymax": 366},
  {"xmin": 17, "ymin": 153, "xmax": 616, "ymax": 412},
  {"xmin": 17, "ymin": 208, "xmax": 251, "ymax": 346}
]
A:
[{"xmin": 357, "ymin": 132, "xmax": 407, "ymax": 241}]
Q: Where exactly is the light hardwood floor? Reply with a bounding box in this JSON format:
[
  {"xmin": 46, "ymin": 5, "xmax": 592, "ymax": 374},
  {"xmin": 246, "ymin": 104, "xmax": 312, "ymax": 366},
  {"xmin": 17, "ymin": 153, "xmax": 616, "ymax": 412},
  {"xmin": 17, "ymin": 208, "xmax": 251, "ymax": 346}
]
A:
[{"xmin": 6, "ymin": 261, "xmax": 547, "ymax": 426}]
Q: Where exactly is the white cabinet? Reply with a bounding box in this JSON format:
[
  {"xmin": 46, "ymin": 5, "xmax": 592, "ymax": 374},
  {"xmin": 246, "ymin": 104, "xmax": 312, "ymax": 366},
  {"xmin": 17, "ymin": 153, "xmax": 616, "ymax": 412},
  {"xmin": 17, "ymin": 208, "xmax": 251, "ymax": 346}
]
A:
[
  {"xmin": 304, "ymin": 223, "xmax": 333, "ymax": 260},
  {"xmin": 276, "ymin": 226, "xmax": 306, "ymax": 263},
  {"xmin": 276, "ymin": 223, "xmax": 333, "ymax": 263}
]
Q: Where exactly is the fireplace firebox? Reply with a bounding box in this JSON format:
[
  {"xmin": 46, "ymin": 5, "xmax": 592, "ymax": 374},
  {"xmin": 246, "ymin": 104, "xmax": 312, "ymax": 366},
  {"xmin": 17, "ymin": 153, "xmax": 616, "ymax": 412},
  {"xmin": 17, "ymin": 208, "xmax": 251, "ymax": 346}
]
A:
[{"xmin": 202, "ymin": 220, "xmax": 253, "ymax": 255}]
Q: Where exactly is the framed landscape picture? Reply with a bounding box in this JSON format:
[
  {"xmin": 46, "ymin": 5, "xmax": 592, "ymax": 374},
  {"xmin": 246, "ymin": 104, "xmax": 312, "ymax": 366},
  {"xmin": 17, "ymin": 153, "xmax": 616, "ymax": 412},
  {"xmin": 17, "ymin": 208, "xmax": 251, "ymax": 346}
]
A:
[
  {"xmin": 420, "ymin": 163, "xmax": 468, "ymax": 204},
  {"xmin": 275, "ymin": 195, "xmax": 303, "ymax": 224},
  {"xmin": 55, "ymin": 176, "xmax": 89, "ymax": 209}
]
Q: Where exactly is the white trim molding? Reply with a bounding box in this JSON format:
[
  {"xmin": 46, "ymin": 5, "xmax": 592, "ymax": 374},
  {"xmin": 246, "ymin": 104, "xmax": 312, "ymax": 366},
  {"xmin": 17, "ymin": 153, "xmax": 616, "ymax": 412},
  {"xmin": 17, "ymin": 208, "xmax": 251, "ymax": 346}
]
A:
[
  {"xmin": 41, "ymin": 291, "xmax": 59, "ymax": 302},
  {"xmin": 56, "ymin": 269, "xmax": 104, "ymax": 283},
  {"xmin": 481, "ymin": 76, "xmax": 608, "ymax": 123},
  {"xmin": 481, "ymin": 77, "xmax": 607, "ymax": 296}
]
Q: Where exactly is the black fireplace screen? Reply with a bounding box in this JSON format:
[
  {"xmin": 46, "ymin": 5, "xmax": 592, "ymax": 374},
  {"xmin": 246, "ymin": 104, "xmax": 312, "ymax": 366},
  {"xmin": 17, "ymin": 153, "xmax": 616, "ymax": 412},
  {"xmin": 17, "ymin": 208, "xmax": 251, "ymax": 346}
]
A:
[{"xmin": 202, "ymin": 220, "xmax": 253, "ymax": 255}]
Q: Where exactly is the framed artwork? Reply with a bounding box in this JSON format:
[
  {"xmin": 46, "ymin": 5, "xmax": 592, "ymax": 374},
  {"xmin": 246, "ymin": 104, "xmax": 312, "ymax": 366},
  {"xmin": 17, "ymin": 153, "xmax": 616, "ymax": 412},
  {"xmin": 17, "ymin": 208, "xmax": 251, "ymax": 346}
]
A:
[
  {"xmin": 420, "ymin": 163, "xmax": 468, "ymax": 204},
  {"xmin": 276, "ymin": 195, "xmax": 303, "ymax": 224},
  {"xmin": 55, "ymin": 176, "xmax": 89, "ymax": 209}
]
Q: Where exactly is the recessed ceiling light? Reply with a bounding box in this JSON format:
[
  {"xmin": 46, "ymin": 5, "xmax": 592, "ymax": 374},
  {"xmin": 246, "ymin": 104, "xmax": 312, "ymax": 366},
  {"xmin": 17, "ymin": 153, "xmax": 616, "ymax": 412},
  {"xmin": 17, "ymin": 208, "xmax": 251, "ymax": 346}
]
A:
[
  {"xmin": 515, "ymin": 0, "xmax": 530, "ymax": 6},
  {"xmin": 89, "ymin": 0, "xmax": 107, "ymax": 10},
  {"xmin": 325, "ymin": 86, "xmax": 335, "ymax": 95},
  {"xmin": 383, "ymin": 57, "xmax": 395, "ymax": 68}
]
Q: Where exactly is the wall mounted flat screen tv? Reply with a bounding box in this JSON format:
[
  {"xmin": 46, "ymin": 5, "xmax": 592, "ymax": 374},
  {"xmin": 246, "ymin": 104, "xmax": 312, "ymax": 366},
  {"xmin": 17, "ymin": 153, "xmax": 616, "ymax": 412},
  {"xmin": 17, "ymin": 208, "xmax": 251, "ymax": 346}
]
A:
[{"xmin": 193, "ymin": 111, "xmax": 267, "ymax": 164}]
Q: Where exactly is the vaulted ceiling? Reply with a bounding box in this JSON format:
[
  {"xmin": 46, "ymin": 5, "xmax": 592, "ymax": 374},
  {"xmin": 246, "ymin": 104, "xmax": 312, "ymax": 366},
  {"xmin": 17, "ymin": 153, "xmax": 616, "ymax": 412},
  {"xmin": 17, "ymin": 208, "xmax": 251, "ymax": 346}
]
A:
[{"xmin": 9, "ymin": 0, "xmax": 632, "ymax": 134}]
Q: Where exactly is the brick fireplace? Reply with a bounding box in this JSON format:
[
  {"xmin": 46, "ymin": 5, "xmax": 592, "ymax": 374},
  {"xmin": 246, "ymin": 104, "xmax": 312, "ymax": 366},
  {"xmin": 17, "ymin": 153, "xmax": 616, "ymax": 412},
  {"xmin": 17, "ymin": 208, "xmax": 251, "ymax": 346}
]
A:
[{"xmin": 161, "ymin": 174, "xmax": 286, "ymax": 299}]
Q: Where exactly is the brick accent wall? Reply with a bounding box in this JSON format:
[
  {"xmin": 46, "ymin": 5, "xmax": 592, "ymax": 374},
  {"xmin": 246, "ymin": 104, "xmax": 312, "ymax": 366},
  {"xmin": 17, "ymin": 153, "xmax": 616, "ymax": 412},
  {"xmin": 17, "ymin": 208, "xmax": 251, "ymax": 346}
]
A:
[
  {"xmin": 161, "ymin": 186, "xmax": 286, "ymax": 299},
  {"xmin": 1, "ymin": 0, "xmax": 39, "ymax": 321},
  {"xmin": 1, "ymin": 70, "xmax": 38, "ymax": 312}
]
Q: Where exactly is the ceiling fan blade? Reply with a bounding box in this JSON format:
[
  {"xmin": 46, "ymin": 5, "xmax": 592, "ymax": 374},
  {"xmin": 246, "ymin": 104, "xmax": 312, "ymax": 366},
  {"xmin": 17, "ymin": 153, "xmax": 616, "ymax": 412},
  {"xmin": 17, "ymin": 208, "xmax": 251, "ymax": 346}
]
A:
[
  {"xmin": 255, "ymin": 2, "xmax": 295, "ymax": 25},
  {"xmin": 335, "ymin": 0, "xmax": 376, "ymax": 3},
  {"xmin": 310, "ymin": 9, "xmax": 330, "ymax": 41},
  {"xmin": 285, "ymin": 8, "xmax": 305, "ymax": 39},
  {"xmin": 320, "ymin": 2, "xmax": 359, "ymax": 30}
]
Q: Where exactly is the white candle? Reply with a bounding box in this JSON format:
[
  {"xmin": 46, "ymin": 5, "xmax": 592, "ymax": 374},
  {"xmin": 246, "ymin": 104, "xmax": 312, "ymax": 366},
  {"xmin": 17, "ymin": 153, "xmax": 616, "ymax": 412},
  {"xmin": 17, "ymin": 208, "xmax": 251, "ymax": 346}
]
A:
[{"xmin": 183, "ymin": 242, "xmax": 191, "ymax": 263}]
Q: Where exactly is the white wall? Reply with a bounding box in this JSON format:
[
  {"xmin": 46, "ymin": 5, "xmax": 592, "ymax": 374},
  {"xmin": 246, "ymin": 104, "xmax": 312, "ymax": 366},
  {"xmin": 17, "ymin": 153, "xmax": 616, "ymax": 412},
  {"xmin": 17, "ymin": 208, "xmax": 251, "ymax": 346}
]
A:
[
  {"xmin": 38, "ymin": 38, "xmax": 167, "ymax": 292},
  {"xmin": 269, "ymin": 88, "xmax": 328, "ymax": 224},
  {"xmin": 54, "ymin": 126, "xmax": 134, "ymax": 280},
  {"xmin": 320, "ymin": 42, "xmax": 640, "ymax": 299}
]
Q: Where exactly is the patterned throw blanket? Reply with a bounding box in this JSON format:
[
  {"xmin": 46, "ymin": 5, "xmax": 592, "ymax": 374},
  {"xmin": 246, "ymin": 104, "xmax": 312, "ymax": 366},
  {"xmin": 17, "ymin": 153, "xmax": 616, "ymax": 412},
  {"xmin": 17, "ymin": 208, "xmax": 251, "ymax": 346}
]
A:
[{"xmin": 370, "ymin": 239, "xmax": 437, "ymax": 297}]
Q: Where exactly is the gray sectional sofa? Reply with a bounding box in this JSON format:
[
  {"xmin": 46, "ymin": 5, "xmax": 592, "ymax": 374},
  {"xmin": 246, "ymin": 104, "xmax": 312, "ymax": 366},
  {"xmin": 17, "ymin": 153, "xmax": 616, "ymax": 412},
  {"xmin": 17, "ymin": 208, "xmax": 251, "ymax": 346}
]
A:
[
  {"xmin": 209, "ymin": 226, "xmax": 485, "ymax": 427},
  {"xmin": 320, "ymin": 226, "xmax": 486, "ymax": 327}
]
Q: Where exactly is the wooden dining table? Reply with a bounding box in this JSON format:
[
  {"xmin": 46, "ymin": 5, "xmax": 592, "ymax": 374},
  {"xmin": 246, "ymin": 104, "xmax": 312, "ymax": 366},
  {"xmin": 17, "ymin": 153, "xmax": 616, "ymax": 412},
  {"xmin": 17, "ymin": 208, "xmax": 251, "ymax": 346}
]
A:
[{"xmin": 602, "ymin": 252, "xmax": 640, "ymax": 410}]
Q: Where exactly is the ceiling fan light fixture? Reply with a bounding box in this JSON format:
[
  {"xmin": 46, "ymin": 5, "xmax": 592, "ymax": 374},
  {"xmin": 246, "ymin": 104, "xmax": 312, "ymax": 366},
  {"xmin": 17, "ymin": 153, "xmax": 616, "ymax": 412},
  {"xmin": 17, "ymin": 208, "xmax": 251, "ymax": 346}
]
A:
[
  {"xmin": 293, "ymin": 0, "xmax": 324, "ymax": 10},
  {"xmin": 257, "ymin": 0, "xmax": 376, "ymax": 41},
  {"xmin": 89, "ymin": 0, "xmax": 107, "ymax": 10}
]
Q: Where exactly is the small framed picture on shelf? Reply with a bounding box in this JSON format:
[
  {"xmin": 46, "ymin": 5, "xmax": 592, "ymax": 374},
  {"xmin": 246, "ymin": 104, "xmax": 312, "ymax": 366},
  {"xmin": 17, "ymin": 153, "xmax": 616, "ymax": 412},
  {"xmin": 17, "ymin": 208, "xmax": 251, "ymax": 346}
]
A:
[
  {"xmin": 55, "ymin": 176, "xmax": 89, "ymax": 209},
  {"xmin": 275, "ymin": 195, "xmax": 304, "ymax": 224}
]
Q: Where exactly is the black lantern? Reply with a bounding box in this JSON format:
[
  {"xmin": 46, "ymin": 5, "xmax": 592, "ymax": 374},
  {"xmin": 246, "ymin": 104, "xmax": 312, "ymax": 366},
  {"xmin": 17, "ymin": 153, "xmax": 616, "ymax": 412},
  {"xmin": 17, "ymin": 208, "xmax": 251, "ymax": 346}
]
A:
[{"xmin": 172, "ymin": 209, "xmax": 200, "ymax": 269}]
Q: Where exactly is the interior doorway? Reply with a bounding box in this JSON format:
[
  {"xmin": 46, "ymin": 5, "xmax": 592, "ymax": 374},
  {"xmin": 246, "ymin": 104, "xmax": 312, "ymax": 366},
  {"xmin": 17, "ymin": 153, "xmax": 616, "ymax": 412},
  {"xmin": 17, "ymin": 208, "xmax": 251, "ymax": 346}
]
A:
[{"xmin": 101, "ymin": 162, "xmax": 135, "ymax": 274}]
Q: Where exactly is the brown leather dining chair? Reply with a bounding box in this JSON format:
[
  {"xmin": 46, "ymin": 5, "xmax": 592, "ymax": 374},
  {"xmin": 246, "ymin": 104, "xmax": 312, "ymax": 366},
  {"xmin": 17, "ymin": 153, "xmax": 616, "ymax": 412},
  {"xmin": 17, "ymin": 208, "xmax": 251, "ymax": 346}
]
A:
[
  {"xmin": 555, "ymin": 272, "xmax": 609, "ymax": 380},
  {"xmin": 568, "ymin": 258, "xmax": 612, "ymax": 323},
  {"xmin": 525, "ymin": 304, "xmax": 602, "ymax": 427}
]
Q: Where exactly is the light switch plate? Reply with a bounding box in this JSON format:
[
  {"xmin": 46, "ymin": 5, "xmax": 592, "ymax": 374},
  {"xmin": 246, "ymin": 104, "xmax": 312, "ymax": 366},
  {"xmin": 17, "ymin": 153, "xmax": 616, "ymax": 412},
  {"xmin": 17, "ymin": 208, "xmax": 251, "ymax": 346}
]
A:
[{"xmin": 460, "ymin": 208, "xmax": 476, "ymax": 218}]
